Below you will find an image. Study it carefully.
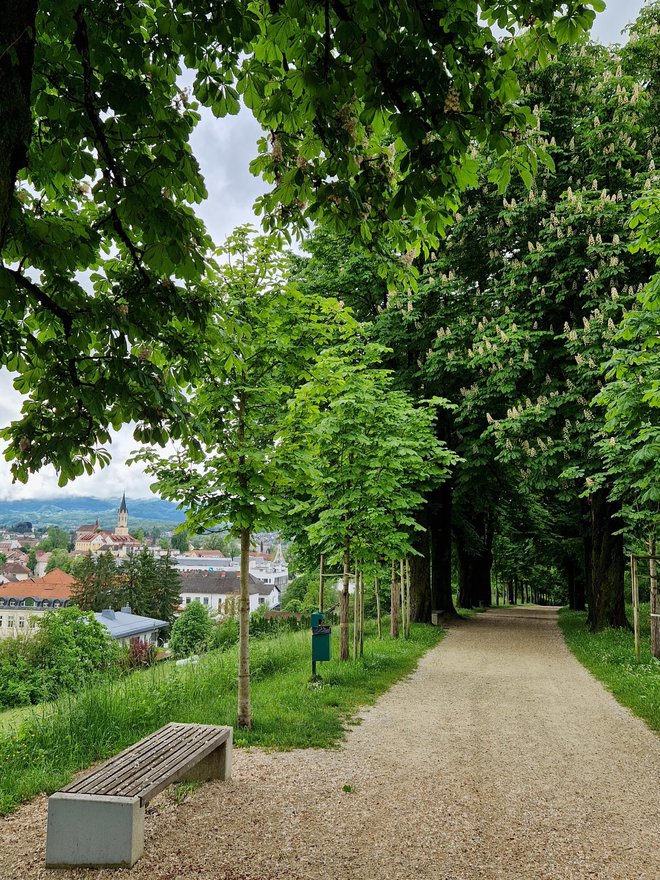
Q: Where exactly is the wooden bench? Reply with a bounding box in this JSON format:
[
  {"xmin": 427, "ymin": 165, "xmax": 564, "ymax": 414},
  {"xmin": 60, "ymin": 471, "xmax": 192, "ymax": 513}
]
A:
[{"xmin": 46, "ymin": 722, "xmax": 232, "ymax": 868}]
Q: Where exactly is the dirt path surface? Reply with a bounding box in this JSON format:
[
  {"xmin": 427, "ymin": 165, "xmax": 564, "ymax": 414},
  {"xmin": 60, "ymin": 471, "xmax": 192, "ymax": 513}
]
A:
[{"xmin": 2, "ymin": 606, "xmax": 659, "ymax": 880}]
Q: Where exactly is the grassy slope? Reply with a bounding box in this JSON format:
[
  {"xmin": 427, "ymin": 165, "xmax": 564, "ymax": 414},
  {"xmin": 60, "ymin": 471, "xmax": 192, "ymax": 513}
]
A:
[
  {"xmin": 0, "ymin": 622, "xmax": 443, "ymax": 814},
  {"xmin": 558, "ymin": 603, "xmax": 660, "ymax": 733}
]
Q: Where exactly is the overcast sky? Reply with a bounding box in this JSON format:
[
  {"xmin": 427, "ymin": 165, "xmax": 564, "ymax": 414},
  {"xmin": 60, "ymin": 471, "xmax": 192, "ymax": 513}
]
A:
[{"xmin": 0, "ymin": 0, "xmax": 646, "ymax": 502}]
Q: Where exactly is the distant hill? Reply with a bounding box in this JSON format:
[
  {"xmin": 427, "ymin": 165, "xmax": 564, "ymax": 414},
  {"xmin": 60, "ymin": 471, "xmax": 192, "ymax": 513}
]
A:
[{"xmin": 0, "ymin": 496, "xmax": 186, "ymax": 530}]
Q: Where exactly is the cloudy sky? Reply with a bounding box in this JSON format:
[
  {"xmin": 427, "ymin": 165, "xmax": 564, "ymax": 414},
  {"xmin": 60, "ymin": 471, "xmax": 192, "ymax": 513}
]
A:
[{"xmin": 0, "ymin": 0, "xmax": 646, "ymax": 501}]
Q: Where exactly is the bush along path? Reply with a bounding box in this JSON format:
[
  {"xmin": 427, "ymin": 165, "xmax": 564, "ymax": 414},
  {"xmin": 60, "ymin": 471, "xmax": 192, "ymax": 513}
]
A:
[{"xmin": 1, "ymin": 607, "xmax": 659, "ymax": 880}]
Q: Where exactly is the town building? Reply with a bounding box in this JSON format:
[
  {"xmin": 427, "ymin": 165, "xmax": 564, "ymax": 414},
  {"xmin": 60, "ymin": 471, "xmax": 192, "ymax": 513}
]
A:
[
  {"xmin": 0, "ymin": 561, "xmax": 33, "ymax": 583},
  {"xmin": 174, "ymin": 540, "xmax": 289, "ymax": 593},
  {"xmin": 74, "ymin": 494, "xmax": 142, "ymax": 558},
  {"xmin": 179, "ymin": 570, "xmax": 280, "ymax": 614},
  {"xmin": 0, "ymin": 568, "xmax": 76, "ymax": 638},
  {"xmin": 94, "ymin": 607, "xmax": 168, "ymax": 646}
]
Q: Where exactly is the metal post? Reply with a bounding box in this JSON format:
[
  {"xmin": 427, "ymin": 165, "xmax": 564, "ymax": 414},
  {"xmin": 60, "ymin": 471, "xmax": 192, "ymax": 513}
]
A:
[{"xmin": 319, "ymin": 554, "xmax": 324, "ymax": 612}]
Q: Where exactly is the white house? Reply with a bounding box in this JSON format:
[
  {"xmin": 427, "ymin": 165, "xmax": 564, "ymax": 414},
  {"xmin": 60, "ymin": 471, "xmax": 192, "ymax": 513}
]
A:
[{"xmin": 179, "ymin": 570, "xmax": 280, "ymax": 614}]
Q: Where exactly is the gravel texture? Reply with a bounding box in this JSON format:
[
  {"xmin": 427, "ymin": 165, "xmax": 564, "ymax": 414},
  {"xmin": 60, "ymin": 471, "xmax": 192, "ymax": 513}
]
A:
[{"xmin": 2, "ymin": 606, "xmax": 659, "ymax": 879}]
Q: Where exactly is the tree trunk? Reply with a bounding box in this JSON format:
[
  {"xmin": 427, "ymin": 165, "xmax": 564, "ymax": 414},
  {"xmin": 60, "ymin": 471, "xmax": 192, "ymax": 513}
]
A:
[
  {"xmin": 405, "ymin": 559, "xmax": 411, "ymax": 638},
  {"xmin": 399, "ymin": 559, "xmax": 405, "ymax": 635},
  {"xmin": 359, "ymin": 569, "xmax": 364, "ymax": 657},
  {"xmin": 409, "ymin": 506, "xmax": 431, "ymax": 622},
  {"xmin": 583, "ymin": 499, "xmax": 594, "ymax": 625},
  {"xmin": 374, "ymin": 575, "xmax": 382, "ymax": 639},
  {"xmin": 237, "ymin": 526, "xmax": 252, "ymax": 729},
  {"xmin": 0, "ymin": 0, "xmax": 38, "ymax": 251},
  {"xmin": 390, "ymin": 559, "xmax": 399, "ymax": 638},
  {"xmin": 428, "ymin": 482, "xmax": 456, "ymax": 614},
  {"xmin": 353, "ymin": 561, "xmax": 358, "ymax": 660},
  {"xmin": 590, "ymin": 489, "xmax": 627, "ymax": 631},
  {"xmin": 340, "ymin": 535, "xmax": 350, "ymax": 660},
  {"xmin": 456, "ymin": 543, "xmax": 473, "ymax": 608},
  {"xmin": 650, "ymin": 538, "xmax": 659, "ymax": 660}
]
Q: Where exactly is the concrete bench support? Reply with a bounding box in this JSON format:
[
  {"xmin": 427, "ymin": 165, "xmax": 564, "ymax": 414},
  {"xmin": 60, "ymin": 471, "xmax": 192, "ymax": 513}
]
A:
[{"xmin": 46, "ymin": 793, "xmax": 144, "ymax": 868}]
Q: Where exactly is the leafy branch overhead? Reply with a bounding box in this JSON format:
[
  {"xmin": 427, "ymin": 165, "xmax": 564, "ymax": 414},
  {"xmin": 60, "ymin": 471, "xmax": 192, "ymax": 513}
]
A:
[{"xmin": 1, "ymin": 0, "xmax": 602, "ymax": 479}]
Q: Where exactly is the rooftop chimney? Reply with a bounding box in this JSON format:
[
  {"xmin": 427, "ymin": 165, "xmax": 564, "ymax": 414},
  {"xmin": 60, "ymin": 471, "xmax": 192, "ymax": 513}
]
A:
[
  {"xmin": 120, "ymin": 605, "xmax": 132, "ymax": 614},
  {"xmin": 101, "ymin": 609, "xmax": 116, "ymax": 620}
]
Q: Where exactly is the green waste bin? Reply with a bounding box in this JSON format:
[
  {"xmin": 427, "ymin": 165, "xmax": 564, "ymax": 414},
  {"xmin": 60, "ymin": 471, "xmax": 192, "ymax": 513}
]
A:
[{"xmin": 311, "ymin": 611, "xmax": 331, "ymax": 668}]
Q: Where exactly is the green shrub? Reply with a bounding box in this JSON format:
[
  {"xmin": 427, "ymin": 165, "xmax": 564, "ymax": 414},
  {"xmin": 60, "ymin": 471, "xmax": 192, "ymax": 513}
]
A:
[{"xmin": 169, "ymin": 602, "xmax": 213, "ymax": 658}]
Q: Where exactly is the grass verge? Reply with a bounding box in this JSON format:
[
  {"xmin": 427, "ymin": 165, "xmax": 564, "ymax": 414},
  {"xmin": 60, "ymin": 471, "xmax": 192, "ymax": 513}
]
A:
[
  {"xmin": 558, "ymin": 604, "xmax": 659, "ymax": 733},
  {"xmin": 0, "ymin": 621, "xmax": 443, "ymax": 814}
]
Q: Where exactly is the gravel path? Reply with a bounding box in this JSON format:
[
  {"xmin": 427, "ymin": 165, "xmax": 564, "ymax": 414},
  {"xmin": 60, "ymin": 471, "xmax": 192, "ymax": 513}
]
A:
[{"xmin": 2, "ymin": 606, "xmax": 659, "ymax": 879}]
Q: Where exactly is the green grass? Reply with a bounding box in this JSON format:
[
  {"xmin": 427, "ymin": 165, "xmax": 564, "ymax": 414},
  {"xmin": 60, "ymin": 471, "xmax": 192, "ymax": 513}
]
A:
[
  {"xmin": 559, "ymin": 604, "xmax": 660, "ymax": 733},
  {"xmin": 0, "ymin": 622, "xmax": 443, "ymax": 814}
]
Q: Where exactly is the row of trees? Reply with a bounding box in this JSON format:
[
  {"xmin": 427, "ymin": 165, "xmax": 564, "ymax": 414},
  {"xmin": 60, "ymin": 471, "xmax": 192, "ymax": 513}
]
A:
[{"xmin": 289, "ymin": 9, "xmax": 660, "ymax": 639}]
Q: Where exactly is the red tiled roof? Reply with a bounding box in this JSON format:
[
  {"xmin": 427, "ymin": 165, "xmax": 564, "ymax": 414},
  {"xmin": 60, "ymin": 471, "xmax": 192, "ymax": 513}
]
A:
[{"xmin": 0, "ymin": 568, "xmax": 75, "ymax": 600}]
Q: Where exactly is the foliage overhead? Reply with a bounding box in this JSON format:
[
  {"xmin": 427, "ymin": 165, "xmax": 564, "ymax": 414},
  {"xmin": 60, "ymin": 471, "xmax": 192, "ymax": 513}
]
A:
[{"xmin": 1, "ymin": 0, "xmax": 603, "ymax": 481}]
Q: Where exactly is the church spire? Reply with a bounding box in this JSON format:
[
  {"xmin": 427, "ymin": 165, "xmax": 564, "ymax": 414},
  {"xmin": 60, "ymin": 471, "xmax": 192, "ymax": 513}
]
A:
[{"xmin": 116, "ymin": 492, "xmax": 129, "ymax": 536}]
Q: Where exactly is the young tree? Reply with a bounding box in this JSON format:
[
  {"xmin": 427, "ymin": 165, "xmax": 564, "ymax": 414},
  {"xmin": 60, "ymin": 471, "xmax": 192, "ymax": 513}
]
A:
[
  {"xmin": 282, "ymin": 343, "xmax": 457, "ymax": 659},
  {"xmin": 137, "ymin": 228, "xmax": 352, "ymax": 726}
]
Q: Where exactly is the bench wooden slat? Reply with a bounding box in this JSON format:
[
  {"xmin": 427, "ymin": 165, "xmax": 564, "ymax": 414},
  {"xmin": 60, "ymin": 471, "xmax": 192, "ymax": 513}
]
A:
[
  {"xmin": 99, "ymin": 729, "xmax": 223, "ymax": 799},
  {"xmin": 86, "ymin": 725, "xmax": 214, "ymax": 797},
  {"xmin": 63, "ymin": 724, "xmax": 176, "ymax": 794},
  {"xmin": 62, "ymin": 723, "xmax": 230, "ymax": 803}
]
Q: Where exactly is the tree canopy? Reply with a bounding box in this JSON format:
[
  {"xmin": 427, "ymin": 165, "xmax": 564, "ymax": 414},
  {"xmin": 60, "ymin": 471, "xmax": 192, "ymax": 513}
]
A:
[{"xmin": 1, "ymin": 0, "xmax": 602, "ymax": 482}]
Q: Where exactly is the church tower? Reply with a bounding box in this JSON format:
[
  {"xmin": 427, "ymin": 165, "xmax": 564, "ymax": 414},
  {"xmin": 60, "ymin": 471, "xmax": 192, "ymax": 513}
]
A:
[{"xmin": 116, "ymin": 492, "xmax": 129, "ymax": 536}]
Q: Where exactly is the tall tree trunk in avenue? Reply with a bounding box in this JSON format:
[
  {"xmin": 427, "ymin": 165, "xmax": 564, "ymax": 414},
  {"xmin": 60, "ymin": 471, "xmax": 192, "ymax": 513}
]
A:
[
  {"xmin": 428, "ymin": 482, "xmax": 456, "ymax": 614},
  {"xmin": 0, "ymin": 0, "xmax": 38, "ymax": 251},
  {"xmin": 340, "ymin": 534, "xmax": 350, "ymax": 660},
  {"xmin": 582, "ymin": 499, "xmax": 595, "ymax": 625},
  {"xmin": 456, "ymin": 514, "xmax": 493, "ymax": 608},
  {"xmin": 374, "ymin": 576, "xmax": 382, "ymax": 639},
  {"xmin": 353, "ymin": 561, "xmax": 358, "ymax": 659},
  {"xmin": 405, "ymin": 559, "xmax": 411, "ymax": 638},
  {"xmin": 390, "ymin": 559, "xmax": 399, "ymax": 638},
  {"xmin": 478, "ymin": 517, "xmax": 494, "ymax": 607},
  {"xmin": 589, "ymin": 488, "xmax": 627, "ymax": 631},
  {"xmin": 409, "ymin": 506, "xmax": 432, "ymax": 622},
  {"xmin": 456, "ymin": 543, "xmax": 473, "ymax": 608},
  {"xmin": 399, "ymin": 559, "xmax": 405, "ymax": 634},
  {"xmin": 359, "ymin": 569, "xmax": 364, "ymax": 657},
  {"xmin": 649, "ymin": 538, "xmax": 660, "ymax": 660},
  {"xmin": 238, "ymin": 526, "xmax": 252, "ymax": 729}
]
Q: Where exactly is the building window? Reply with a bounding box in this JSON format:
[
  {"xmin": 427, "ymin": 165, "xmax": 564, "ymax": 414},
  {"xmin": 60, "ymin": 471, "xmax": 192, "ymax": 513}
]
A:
[
  {"xmin": 18, "ymin": 617, "xmax": 25, "ymax": 629},
  {"xmin": 203, "ymin": 597, "xmax": 209, "ymax": 606},
  {"xmin": 258, "ymin": 597, "xmax": 266, "ymax": 605},
  {"xmin": 185, "ymin": 597, "xmax": 191, "ymax": 604},
  {"xmin": 0, "ymin": 615, "xmax": 3, "ymax": 628},
  {"xmin": 8, "ymin": 616, "xmax": 15, "ymax": 628}
]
